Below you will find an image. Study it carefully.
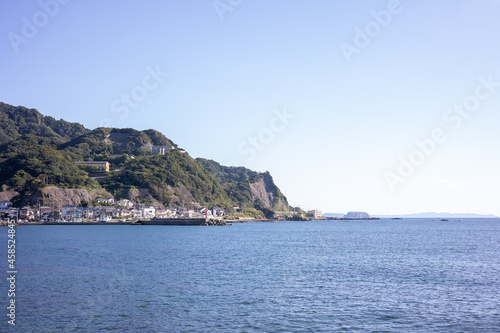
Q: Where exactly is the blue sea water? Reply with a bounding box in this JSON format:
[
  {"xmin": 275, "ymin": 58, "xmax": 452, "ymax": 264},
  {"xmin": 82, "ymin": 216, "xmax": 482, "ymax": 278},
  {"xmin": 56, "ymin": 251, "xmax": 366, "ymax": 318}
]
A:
[{"xmin": 1, "ymin": 219, "xmax": 500, "ymax": 332}]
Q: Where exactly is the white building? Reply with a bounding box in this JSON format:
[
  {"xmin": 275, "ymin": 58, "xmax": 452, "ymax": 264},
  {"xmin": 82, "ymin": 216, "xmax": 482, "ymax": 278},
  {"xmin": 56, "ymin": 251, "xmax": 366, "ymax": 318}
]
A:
[
  {"xmin": 140, "ymin": 206, "xmax": 156, "ymax": 218},
  {"xmin": 7, "ymin": 208, "xmax": 18, "ymax": 220},
  {"xmin": 62, "ymin": 205, "xmax": 76, "ymax": 218},
  {"xmin": 117, "ymin": 199, "xmax": 134, "ymax": 208},
  {"xmin": 131, "ymin": 209, "xmax": 143, "ymax": 218},
  {"xmin": 151, "ymin": 145, "xmax": 175, "ymax": 155},
  {"xmin": 0, "ymin": 201, "xmax": 13, "ymax": 209},
  {"xmin": 39, "ymin": 206, "xmax": 51, "ymax": 216},
  {"xmin": 307, "ymin": 210, "xmax": 323, "ymax": 219},
  {"xmin": 61, "ymin": 206, "xmax": 82, "ymax": 220},
  {"xmin": 155, "ymin": 209, "xmax": 173, "ymax": 218},
  {"xmin": 96, "ymin": 198, "xmax": 115, "ymax": 205},
  {"xmin": 200, "ymin": 207, "xmax": 212, "ymax": 217}
]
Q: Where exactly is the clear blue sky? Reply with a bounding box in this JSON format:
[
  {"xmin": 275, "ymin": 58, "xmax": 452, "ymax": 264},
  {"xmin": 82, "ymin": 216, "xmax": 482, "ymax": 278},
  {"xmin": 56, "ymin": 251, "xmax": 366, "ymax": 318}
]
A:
[{"xmin": 1, "ymin": 0, "xmax": 499, "ymax": 216}]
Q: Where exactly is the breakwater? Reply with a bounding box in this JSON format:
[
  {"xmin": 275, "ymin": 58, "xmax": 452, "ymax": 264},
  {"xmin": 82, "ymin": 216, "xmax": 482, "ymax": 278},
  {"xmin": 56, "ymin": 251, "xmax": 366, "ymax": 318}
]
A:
[
  {"xmin": 137, "ymin": 218, "xmax": 227, "ymax": 226},
  {"xmin": 17, "ymin": 218, "xmax": 226, "ymax": 226}
]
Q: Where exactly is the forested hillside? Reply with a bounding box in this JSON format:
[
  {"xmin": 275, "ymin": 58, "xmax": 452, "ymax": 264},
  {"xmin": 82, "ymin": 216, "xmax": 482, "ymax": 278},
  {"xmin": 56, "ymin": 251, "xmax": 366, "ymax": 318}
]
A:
[{"xmin": 0, "ymin": 102, "xmax": 290, "ymax": 215}]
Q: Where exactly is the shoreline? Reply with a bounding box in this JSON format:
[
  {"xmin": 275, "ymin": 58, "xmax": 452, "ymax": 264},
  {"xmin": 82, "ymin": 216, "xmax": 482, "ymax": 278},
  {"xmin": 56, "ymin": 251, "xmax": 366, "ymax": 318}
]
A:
[{"xmin": 6, "ymin": 217, "xmax": 497, "ymax": 227}]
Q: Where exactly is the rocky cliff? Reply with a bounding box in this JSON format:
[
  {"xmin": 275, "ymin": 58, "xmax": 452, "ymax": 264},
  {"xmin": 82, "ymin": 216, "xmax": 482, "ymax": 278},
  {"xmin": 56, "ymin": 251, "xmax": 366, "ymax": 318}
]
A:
[
  {"xmin": 249, "ymin": 173, "xmax": 289, "ymax": 211},
  {"xmin": 197, "ymin": 158, "xmax": 290, "ymax": 211},
  {"xmin": 20, "ymin": 186, "xmax": 114, "ymax": 210},
  {"xmin": 0, "ymin": 102, "xmax": 291, "ymax": 214}
]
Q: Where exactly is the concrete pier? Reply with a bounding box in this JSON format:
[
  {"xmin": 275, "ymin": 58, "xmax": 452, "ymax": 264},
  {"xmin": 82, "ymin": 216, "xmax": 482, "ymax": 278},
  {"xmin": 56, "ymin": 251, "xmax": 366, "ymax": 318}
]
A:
[{"xmin": 137, "ymin": 218, "xmax": 226, "ymax": 226}]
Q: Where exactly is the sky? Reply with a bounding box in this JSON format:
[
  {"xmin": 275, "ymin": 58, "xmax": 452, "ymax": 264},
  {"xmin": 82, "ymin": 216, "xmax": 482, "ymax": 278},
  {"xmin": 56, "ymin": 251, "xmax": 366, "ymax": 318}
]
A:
[{"xmin": 1, "ymin": 0, "xmax": 499, "ymax": 216}]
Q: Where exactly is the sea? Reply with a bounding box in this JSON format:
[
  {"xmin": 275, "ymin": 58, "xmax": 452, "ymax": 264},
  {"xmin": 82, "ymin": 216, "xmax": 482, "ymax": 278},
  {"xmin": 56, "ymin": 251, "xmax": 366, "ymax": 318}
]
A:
[{"xmin": 2, "ymin": 218, "xmax": 500, "ymax": 332}]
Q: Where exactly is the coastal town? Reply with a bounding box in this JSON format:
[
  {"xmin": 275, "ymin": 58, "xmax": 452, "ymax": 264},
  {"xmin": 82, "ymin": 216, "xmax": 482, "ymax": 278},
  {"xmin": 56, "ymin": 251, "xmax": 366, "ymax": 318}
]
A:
[
  {"xmin": 0, "ymin": 144, "xmax": 223, "ymax": 224},
  {"xmin": 0, "ymin": 139, "xmax": 326, "ymax": 224},
  {"xmin": 0, "ymin": 198, "xmax": 230, "ymax": 224},
  {"xmin": 0, "ymin": 198, "xmax": 328, "ymax": 224}
]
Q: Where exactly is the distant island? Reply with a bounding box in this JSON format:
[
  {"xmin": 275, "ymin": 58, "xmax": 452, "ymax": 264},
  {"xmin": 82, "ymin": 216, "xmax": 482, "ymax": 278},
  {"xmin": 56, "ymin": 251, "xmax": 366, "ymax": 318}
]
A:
[
  {"xmin": 323, "ymin": 212, "xmax": 498, "ymax": 219},
  {"xmin": 323, "ymin": 212, "xmax": 372, "ymax": 219},
  {"xmin": 321, "ymin": 212, "xmax": 379, "ymax": 221},
  {"xmin": 343, "ymin": 211, "xmax": 371, "ymax": 219}
]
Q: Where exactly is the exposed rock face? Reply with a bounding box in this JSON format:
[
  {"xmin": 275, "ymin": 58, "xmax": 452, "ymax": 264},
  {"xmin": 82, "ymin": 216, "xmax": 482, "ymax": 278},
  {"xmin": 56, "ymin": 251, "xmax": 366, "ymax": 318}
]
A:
[
  {"xmin": 21, "ymin": 186, "xmax": 113, "ymax": 210},
  {"xmin": 126, "ymin": 185, "xmax": 196, "ymax": 208},
  {"xmin": 343, "ymin": 211, "xmax": 371, "ymax": 219},
  {"xmin": 168, "ymin": 185, "xmax": 196, "ymax": 207},
  {"xmin": 0, "ymin": 191, "xmax": 18, "ymax": 202},
  {"xmin": 249, "ymin": 173, "xmax": 288, "ymax": 210},
  {"xmin": 249, "ymin": 175, "xmax": 274, "ymax": 208},
  {"xmin": 126, "ymin": 188, "xmax": 157, "ymax": 205}
]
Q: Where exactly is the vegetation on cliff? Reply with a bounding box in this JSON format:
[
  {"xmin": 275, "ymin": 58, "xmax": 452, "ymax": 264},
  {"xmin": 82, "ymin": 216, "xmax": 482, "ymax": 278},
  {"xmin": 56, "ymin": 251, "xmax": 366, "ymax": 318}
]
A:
[
  {"xmin": 102, "ymin": 152, "xmax": 232, "ymax": 208},
  {"xmin": 197, "ymin": 158, "xmax": 290, "ymax": 214},
  {"xmin": 0, "ymin": 102, "xmax": 290, "ymax": 216},
  {"xmin": 0, "ymin": 102, "xmax": 88, "ymax": 145}
]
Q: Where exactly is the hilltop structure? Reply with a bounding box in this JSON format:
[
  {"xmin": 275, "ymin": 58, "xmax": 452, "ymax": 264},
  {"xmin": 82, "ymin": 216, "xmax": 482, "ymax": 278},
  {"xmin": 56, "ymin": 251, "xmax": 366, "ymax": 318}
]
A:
[{"xmin": 151, "ymin": 145, "xmax": 175, "ymax": 155}]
